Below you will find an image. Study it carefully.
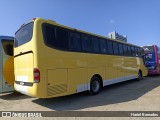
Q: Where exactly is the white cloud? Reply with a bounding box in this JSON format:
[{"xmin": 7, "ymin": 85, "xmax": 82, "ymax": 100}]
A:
[{"xmin": 109, "ymin": 20, "xmax": 115, "ymax": 24}]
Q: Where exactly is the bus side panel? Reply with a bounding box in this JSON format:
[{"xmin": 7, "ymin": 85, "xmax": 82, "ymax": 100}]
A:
[
  {"xmin": 0, "ymin": 43, "xmax": 14, "ymax": 93},
  {"xmin": 105, "ymin": 56, "xmax": 118, "ymax": 80},
  {"xmin": 3, "ymin": 56, "xmax": 14, "ymax": 86},
  {"xmin": 0, "ymin": 47, "xmax": 2, "ymax": 93},
  {"xmin": 125, "ymin": 57, "xmax": 132, "ymax": 76},
  {"xmin": 117, "ymin": 57, "xmax": 125, "ymax": 78},
  {"xmin": 88, "ymin": 67, "xmax": 105, "ymax": 82},
  {"xmin": 125, "ymin": 57, "xmax": 137, "ymax": 76},
  {"xmin": 136, "ymin": 57, "xmax": 142, "ymax": 76},
  {"xmin": 132, "ymin": 57, "xmax": 139, "ymax": 76},
  {"xmin": 140, "ymin": 59, "xmax": 148, "ymax": 76},
  {"xmin": 68, "ymin": 68, "xmax": 87, "ymax": 94}
]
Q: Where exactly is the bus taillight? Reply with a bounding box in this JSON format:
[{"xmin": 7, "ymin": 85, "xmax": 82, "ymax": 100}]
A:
[{"xmin": 34, "ymin": 68, "xmax": 40, "ymax": 83}]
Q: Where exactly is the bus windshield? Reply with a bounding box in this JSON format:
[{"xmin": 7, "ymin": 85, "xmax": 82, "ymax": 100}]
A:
[
  {"xmin": 143, "ymin": 46, "xmax": 154, "ymax": 52},
  {"xmin": 144, "ymin": 53, "xmax": 155, "ymax": 61},
  {"xmin": 14, "ymin": 22, "xmax": 33, "ymax": 47}
]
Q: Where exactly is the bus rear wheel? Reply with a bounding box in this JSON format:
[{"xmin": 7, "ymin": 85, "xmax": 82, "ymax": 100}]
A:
[
  {"xmin": 89, "ymin": 76, "xmax": 102, "ymax": 95},
  {"xmin": 137, "ymin": 70, "xmax": 142, "ymax": 81}
]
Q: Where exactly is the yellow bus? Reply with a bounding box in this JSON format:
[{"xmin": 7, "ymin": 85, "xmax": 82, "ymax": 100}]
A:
[
  {"xmin": 0, "ymin": 36, "xmax": 14, "ymax": 93},
  {"xmin": 14, "ymin": 18, "xmax": 148, "ymax": 98}
]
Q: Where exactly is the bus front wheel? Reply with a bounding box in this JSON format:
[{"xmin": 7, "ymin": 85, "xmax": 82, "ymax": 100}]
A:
[{"xmin": 89, "ymin": 76, "xmax": 102, "ymax": 95}]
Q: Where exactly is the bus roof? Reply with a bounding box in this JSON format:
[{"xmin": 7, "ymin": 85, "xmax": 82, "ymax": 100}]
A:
[
  {"xmin": 0, "ymin": 36, "xmax": 14, "ymax": 41},
  {"xmin": 143, "ymin": 45, "xmax": 159, "ymax": 47},
  {"xmin": 19, "ymin": 18, "xmax": 141, "ymax": 48},
  {"xmin": 0, "ymin": 36, "xmax": 14, "ymax": 47}
]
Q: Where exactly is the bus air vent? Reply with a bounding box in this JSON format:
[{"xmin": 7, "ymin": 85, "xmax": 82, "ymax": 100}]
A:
[{"xmin": 47, "ymin": 84, "xmax": 67, "ymax": 96}]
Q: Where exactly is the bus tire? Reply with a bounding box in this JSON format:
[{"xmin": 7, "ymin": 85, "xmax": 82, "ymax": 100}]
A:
[
  {"xmin": 89, "ymin": 76, "xmax": 102, "ymax": 95},
  {"xmin": 137, "ymin": 70, "xmax": 142, "ymax": 81}
]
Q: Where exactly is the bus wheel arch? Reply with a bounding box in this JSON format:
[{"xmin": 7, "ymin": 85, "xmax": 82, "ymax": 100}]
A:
[{"xmin": 89, "ymin": 74, "xmax": 103, "ymax": 95}]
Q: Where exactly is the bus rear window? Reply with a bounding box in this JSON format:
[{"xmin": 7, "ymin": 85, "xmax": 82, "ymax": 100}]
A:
[{"xmin": 15, "ymin": 22, "xmax": 33, "ymax": 47}]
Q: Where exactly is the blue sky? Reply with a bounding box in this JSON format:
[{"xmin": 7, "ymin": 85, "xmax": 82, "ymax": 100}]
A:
[{"xmin": 0, "ymin": 0, "xmax": 160, "ymax": 46}]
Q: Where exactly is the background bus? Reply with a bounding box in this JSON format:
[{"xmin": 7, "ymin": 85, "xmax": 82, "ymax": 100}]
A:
[
  {"xmin": 14, "ymin": 18, "xmax": 148, "ymax": 98},
  {"xmin": 0, "ymin": 36, "xmax": 14, "ymax": 93},
  {"xmin": 143, "ymin": 45, "xmax": 160, "ymax": 75}
]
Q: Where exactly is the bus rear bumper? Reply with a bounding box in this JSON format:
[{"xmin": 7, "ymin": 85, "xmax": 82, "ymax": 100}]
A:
[
  {"xmin": 14, "ymin": 82, "xmax": 30, "ymax": 96},
  {"xmin": 14, "ymin": 81, "xmax": 46, "ymax": 98}
]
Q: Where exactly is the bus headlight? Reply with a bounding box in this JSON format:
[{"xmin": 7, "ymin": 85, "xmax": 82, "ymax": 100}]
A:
[
  {"xmin": 148, "ymin": 66, "xmax": 156, "ymax": 70},
  {"xmin": 151, "ymin": 66, "xmax": 156, "ymax": 70}
]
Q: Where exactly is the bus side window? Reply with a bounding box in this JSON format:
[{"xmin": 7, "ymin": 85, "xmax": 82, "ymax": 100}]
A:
[
  {"xmin": 135, "ymin": 47, "xmax": 138, "ymax": 57},
  {"xmin": 123, "ymin": 44, "xmax": 128, "ymax": 56},
  {"xmin": 137, "ymin": 48, "xmax": 140, "ymax": 57},
  {"xmin": 119, "ymin": 43, "xmax": 124, "ymax": 55},
  {"xmin": 138, "ymin": 48, "xmax": 141, "ymax": 57},
  {"xmin": 91, "ymin": 37, "xmax": 100, "ymax": 53},
  {"xmin": 99, "ymin": 39, "xmax": 107, "ymax": 54},
  {"xmin": 113, "ymin": 42, "xmax": 119, "ymax": 55},
  {"xmin": 44, "ymin": 25, "xmax": 56, "ymax": 47},
  {"xmin": 141, "ymin": 48, "xmax": 145, "ymax": 56},
  {"xmin": 81, "ymin": 34, "xmax": 91, "ymax": 52},
  {"xmin": 127, "ymin": 45, "xmax": 131, "ymax": 56},
  {"xmin": 107, "ymin": 40, "xmax": 113, "ymax": 54},
  {"xmin": 131, "ymin": 46, "xmax": 135, "ymax": 56},
  {"xmin": 56, "ymin": 28, "xmax": 69, "ymax": 50},
  {"xmin": 69, "ymin": 32, "xmax": 81, "ymax": 51}
]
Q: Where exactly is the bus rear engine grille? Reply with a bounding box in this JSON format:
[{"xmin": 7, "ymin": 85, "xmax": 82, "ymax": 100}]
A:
[{"xmin": 47, "ymin": 84, "xmax": 67, "ymax": 96}]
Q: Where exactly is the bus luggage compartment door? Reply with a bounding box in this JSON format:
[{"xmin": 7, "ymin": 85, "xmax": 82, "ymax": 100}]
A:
[{"xmin": 47, "ymin": 69, "xmax": 67, "ymax": 97}]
